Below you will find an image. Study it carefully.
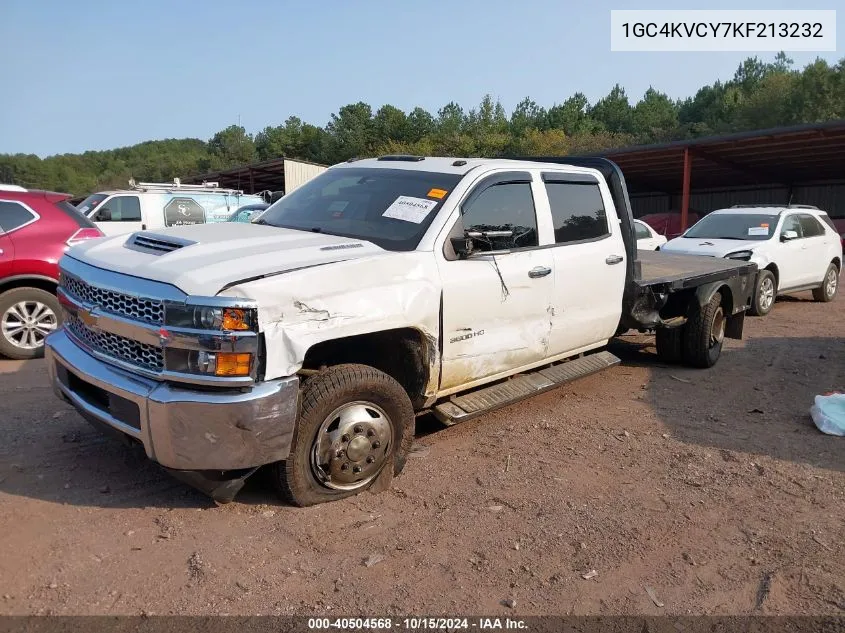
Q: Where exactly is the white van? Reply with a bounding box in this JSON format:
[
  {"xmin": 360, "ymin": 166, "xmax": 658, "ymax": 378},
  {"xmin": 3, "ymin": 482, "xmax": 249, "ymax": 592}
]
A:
[{"xmin": 76, "ymin": 179, "xmax": 266, "ymax": 237}]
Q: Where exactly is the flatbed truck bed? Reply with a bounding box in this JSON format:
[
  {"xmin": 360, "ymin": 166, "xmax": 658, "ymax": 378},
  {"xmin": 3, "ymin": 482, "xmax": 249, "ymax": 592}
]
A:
[{"xmin": 635, "ymin": 249, "xmax": 757, "ymax": 290}]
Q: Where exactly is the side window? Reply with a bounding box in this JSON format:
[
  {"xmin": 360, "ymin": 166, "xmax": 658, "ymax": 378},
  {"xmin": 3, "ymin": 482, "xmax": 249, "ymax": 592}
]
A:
[
  {"xmin": 544, "ymin": 181, "xmax": 609, "ymax": 244},
  {"xmin": 98, "ymin": 196, "xmax": 141, "ymax": 222},
  {"xmin": 781, "ymin": 215, "xmax": 803, "ymax": 238},
  {"xmin": 0, "ymin": 200, "xmax": 37, "ymax": 233},
  {"xmin": 634, "ymin": 222, "xmax": 651, "ymax": 240},
  {"xmin": 461, "ymin": 182, "xmax": 538, "ymax": 251},
  {"xmin": 798, "ymin": 214, "xmax": 824, "ymax": 237}
]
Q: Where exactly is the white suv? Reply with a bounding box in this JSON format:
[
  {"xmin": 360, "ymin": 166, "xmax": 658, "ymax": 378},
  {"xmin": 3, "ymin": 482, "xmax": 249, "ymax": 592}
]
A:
[{"xmin": 661, "ymin": 205, "xmax": 842, "ymax": 316}]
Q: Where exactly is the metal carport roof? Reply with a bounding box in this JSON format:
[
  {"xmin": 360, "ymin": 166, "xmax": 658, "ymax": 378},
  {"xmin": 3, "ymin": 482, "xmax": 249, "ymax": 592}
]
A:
[{"xmin": 593, "ymin": 120, "xmax": 845, "ymax": 195}]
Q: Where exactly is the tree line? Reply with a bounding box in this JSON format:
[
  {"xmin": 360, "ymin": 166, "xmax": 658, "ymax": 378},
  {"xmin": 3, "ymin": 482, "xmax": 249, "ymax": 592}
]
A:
[{"xmin": 1, "ymin": 53, "xmax": 842, "ymax": 196}]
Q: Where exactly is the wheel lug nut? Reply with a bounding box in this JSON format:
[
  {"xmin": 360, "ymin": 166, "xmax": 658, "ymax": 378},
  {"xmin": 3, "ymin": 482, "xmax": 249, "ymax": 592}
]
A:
[
  {"xmin": 366, "ymin": 456, "xmax": 375, "ymax": 464},
  {"xmin": 336, "ymin": 449, "xmax": 344, "ymax": 458},
  {"xmin": 372, "ymin": 441, "xmax": 380, "ymax": 449},
  {"xmin": 341, "ymin": 434, "xmax": 350, "ymax": 442},
  {"xmin": 353, "ymin": 425, "xmax": 363, "ymax": 434},
  {"xmin": 341, "ymin": 463, "xmax": 349, "ymax": 471},
  {"xmin": 352, "ymin": 466, "xmax": 362, "ymax": 473},
  {"xmin": 366, "ymin": 429, "xmax": 375, "ymax": 437}
]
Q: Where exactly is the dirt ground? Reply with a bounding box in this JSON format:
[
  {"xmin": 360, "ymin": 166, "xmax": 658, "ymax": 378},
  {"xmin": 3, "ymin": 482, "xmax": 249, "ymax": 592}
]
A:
[{"xmin": 0, "ymin": 293, "xmax": 843, "ymax": 617}]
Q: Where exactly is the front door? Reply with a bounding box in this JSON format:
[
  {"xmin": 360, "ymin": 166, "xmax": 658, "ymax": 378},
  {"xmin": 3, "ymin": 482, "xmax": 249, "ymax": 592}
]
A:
[
  {"xmin": 541, "ymin": 173, "xmax": 627, "ymax": 354},
  {"xmin": 437, "ymin": 172, "xmax": 554, "ymax": 392},
  {"xmin": 776, "ymin": 214, "xmax": 810, "ymax": 290}
]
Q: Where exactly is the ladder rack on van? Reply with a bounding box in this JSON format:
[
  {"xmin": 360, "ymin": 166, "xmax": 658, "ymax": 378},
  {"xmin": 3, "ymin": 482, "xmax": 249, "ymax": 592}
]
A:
[{"xmin": 127, "ymin": 178, "xmax": 245, "ymax": 195}]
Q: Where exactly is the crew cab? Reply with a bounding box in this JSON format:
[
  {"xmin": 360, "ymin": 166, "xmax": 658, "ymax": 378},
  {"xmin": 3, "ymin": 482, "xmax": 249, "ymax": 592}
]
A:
[
  {"xmin": 661, "ymin": 205, "xmax": 842, "ymax": 316},
  {"xmin": 45, "ymin": 156, "xmax": 757, "ymax": 506}
]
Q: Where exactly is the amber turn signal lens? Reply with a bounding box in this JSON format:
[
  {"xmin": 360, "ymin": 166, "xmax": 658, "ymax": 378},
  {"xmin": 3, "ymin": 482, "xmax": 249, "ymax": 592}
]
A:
[
  {"xmin": 221, "ymin": 308, "xmax": 250, "ymax": 331},
  {"xmin": 214, "ymin": 353, "xmax": 252, "ymax": 376}
]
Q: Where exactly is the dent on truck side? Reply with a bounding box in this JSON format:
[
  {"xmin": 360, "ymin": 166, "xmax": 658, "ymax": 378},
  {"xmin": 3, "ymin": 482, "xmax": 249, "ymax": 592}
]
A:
[{"xmin": 221, "ymin": 252, "xmax": 443, "ymax": 400}]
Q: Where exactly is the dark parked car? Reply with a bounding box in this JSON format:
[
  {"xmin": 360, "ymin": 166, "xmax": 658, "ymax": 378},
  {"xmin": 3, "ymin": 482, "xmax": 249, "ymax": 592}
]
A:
[
  {"xmin": 228, "ymin": 203, "xmax": 269, "ymax": 223},
  {"xmin": 0, "ymin": 185, "xmax": 103, "ymax": 359}
]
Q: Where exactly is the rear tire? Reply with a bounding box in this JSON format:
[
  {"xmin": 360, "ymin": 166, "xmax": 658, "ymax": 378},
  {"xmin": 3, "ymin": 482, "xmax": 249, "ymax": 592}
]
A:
[
  {"xmin": 655, "ymin": 326, "xmax": 684, "ymax": 364},
  {"xmin": 749, "ymin": 270, "xmax": 776, "ymax": 316},
  {"xmin": 271, "ymin": 364, "xmax": 415, "ymax": 507},
  {"xmin": 0, "ymin": 287, "xmax": 61, "ymax": 360},
  {"xmin": 683, "ymin": 292, "xmax": 725, "ymax": 369},
  {"xmin": 812, "ymin": 264, "xmax": 839, "ymax": 302}
]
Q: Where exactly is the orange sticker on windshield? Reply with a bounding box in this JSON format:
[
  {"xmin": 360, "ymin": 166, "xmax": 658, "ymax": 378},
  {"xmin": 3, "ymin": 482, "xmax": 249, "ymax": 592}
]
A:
[
  {"xmin": 761, "ymin": 223, "xmax": 769, "ymax": 228},
  {"xmin": 427, "ymin": 188, "xmax": 447, "ymax": 199}
]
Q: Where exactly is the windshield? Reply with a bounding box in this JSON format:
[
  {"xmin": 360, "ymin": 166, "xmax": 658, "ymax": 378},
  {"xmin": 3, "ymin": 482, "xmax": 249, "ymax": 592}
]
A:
[
  {"xmin": 76, "ymin": 193, "xmax": 108, "ymax": 216},
  {"xmin": 684, "ymin": 213, "xmax": 777, "ymax": 241},
  {"xmin": 256, "ymin": 167, "xmax": 462, "ymax": 251}
]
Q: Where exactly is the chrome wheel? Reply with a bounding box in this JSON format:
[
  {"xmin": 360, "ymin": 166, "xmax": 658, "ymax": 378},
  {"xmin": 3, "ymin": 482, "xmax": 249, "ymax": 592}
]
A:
[
  {"xmin": 1, "ymin": 301, "xmax": 58, "ymax": 350},
  {"xmin": 710, "ymin": 306, "xmax": 725, "ymax": 349},
  {"xmin": 758, "ymin": 277, "xmax": 775, "ymax": 312},
  {"xmin": 311, "ymin": 401, "xmax": 393, "ymax": 491},
  {"xmin": 825, "ymin": 268, "xmax": 838, "ymax": 299}
]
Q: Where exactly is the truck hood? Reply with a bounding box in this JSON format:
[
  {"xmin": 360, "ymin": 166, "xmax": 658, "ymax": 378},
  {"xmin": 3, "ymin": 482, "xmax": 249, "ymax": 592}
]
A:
[
  {"xmin": 660, "ymin": 237, "xmax": 762, "ymax": 258},
  {"xmin": 67, "ymin": 222, "xmax": 387, "ymax": 296}
]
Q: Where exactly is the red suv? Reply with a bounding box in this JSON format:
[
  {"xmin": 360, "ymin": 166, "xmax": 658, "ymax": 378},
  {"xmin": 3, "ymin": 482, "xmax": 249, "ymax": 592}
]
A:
[{"xmin": 0, "ymin": 185, "xmax": 103, "ymax": 360}]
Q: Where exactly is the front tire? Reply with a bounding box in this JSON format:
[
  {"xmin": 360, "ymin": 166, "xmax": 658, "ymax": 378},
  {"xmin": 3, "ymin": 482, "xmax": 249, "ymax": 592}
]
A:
[
  {"xmin": 812, "ymin": 264, "xmax": 839, "ymax": 302},
  {"xmin": 0, "ymin": 287, "xmax": 61, "ymax": 360},
  {"xmin": 683, "ymin": 292, "xmax": 725, "ymax": 369},
  {"xmin": 272, "ymin": 364, "xmax": 415, "ymax": 507},
  {"xmin": 749, "ymin": 270, "xmax": 776, "ymax": 317}
]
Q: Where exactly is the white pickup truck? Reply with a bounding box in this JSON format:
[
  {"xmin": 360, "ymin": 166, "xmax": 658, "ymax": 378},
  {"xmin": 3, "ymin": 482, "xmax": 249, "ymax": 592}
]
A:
[{"xmin": 46, "ymin": 156, "xmax": 758, "ymax": 505}]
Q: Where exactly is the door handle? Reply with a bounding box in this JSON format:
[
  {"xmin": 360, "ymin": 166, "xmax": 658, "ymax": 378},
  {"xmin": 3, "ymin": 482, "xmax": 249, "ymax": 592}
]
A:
[
  {"xmin": 528, "ymin": 266, "xmax": 552, "ymax": 278},
  {"xmin": 606, "ymin": 254, "xmax": 624, "ymax": 265},
  {"xmin": 141, "ymin": 224, "xmax": 147, "ymax": 230}
]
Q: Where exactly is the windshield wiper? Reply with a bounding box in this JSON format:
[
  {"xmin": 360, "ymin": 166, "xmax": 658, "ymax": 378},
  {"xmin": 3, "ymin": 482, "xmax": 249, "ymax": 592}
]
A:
[{"xmin": 253, "ymin": 218, "xmax": 269, "ymax": 225}]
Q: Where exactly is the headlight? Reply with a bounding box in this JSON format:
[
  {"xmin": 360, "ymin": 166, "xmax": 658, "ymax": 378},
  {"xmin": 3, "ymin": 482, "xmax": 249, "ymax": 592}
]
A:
[
  {"xmin": 166, "ymin": 304, "xmax": 257, "ymax": 331},
  {"xmin": 724, "ymin": 250, "xmax": 753, "ymax": 261}
]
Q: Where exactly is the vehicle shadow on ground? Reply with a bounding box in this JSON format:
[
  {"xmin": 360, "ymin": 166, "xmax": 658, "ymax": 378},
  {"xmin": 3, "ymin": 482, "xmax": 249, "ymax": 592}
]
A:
[
  {"xmin": 1, "ymin": 324, "xmax": 842, "ymax": 509},
  {"xmin": 609, "ymin": 332, "xmax": 844, "ymax": 473}
]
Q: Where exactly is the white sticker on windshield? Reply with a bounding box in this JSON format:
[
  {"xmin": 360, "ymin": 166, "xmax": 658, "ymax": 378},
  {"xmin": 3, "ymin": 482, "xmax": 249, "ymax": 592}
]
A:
[
  {"xmin": 79, "ymin": 205, "xmax": 90, "ymax": 213},
  {"xmin": 748, "ymin": 226, "xmax": 769, "ymax": 236},
  {"xmin": 382, "ymin": 196, "xmax": 438, "ymax": 224}
]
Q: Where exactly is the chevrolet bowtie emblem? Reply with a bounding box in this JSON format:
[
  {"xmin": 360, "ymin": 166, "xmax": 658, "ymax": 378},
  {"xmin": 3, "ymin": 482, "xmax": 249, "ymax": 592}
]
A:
[{"xmin": 78, "ymin": 307, "xmax": 99, "ymax": 328}]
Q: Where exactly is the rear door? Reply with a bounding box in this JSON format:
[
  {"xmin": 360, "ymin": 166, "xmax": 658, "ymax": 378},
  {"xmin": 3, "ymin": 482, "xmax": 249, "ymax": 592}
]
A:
[
  {"xmin": 0, "ymin": 200, "xmax": 37, "ymax": 279},
  {"xmin": 0, "ymin": 233, "xmax": 14, "ymax": 280},
  {"xmin": 542, "ymin": 171, "xmax": 626, "ymax": 355},
  {"xmin": 798, "ymin": 213, "xmax": 832, "ymax": 284},
  {"xmin": 437, "ymin": 171, "xmax": 555, "ymax": 392},
  {"xmin": 91, "ymin": 194, "xmax": 143, "ymax": 236}
]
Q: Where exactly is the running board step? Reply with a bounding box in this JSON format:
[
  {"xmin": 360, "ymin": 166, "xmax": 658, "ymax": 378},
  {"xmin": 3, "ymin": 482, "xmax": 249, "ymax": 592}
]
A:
[{"xmin": 433, "ymin": 351, "xmax": 621, "ymax": 425}]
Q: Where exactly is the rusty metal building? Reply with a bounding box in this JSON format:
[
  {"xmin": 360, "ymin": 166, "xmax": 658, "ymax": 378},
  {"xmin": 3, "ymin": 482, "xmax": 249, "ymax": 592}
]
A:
[{"xmin": 182, "ymin": 157, "xmax": 327, "ymax": 195}]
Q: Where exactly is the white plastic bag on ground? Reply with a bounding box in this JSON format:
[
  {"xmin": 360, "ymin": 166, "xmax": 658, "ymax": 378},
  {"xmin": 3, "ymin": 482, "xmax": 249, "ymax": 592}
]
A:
[{"xmin": 810, "ymin": 393, "xmax": 845, "ymax": 436}]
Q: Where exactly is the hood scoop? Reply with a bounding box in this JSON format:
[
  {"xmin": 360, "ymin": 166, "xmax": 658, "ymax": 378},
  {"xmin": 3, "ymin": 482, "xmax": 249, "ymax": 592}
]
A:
[{"xmin": 126, "ymin": 232, "xmax": 197, "ymax": 255}]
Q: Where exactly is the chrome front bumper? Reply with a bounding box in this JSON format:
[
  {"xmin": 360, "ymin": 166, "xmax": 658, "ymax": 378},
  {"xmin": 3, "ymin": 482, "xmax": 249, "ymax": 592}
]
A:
[{"xmin": 46, "ymin": 329, "xmax": 299, "ymax": 471}]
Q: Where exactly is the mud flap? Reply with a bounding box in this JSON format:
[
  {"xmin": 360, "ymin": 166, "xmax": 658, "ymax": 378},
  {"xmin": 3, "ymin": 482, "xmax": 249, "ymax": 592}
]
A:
[{"xmin": 162, "ymin": 466, "xmax": 259, "ymax": 504}]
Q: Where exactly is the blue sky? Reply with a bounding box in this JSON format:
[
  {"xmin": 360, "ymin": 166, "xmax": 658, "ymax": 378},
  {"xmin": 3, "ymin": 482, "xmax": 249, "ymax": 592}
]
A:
[{"xmin": 0, "ymin": 0, "xmax": 841, "ymax": 157}]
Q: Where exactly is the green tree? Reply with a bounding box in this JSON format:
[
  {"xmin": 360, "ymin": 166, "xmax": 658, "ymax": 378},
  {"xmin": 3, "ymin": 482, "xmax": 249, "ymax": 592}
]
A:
[
  {"xmin": 632, "ymin": 88, "xmax": 679, "ymax": 142},
  {"xmin": 590, "ymin": 85, "xmax": 633, "ymax": 134}
]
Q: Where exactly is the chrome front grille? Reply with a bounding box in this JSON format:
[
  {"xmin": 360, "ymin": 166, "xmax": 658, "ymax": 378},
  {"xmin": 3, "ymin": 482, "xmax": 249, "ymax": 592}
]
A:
[
  {"xmin": 61, "ymin": 274, "xmax": 164, "ymax": 325},
  {"xmin": 65, "ymin": 315, "xmax": 164, "ymax": 373}
]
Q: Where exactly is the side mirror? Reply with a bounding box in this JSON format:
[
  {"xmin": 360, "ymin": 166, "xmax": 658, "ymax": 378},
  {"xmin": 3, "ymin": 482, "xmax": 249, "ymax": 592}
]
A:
[
  {"xmin": 96, "ymin": 208, "xmax": 112, "ymax": 221},
  {"xmin": 781, "ymin": 230, "xmax": 799, "ymax": 242},
  {"xmin": 450, "ymin": 235, "xmax": 474, "ymax": 259}
]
